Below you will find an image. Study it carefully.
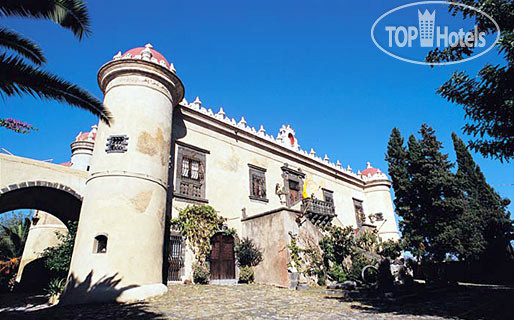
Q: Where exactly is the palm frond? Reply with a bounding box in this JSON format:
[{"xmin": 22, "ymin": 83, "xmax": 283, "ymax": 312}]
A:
[
  {"xmin": 0, "ymin": 0, "xmax": 91, "ymax": 39},
  {"xmin": 0, "ymin": 54, "xmax": 112, "ymax": 124},
  {"xmin": 0, "ymin": 27, "xmax": 45, "ymax": 65}
]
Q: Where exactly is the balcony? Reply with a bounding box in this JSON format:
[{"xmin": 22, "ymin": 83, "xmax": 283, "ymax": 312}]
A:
[{"xmin": 301, "ymin": 197, "xmax": 336, "ymax": 227}]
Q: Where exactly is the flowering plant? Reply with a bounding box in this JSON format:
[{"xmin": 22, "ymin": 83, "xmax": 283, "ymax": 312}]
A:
[{"xmin": 0, "ymin": 118, "xmax": 38, "ymax": 134}]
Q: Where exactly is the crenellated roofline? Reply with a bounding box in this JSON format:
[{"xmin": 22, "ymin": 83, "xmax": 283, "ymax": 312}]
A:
[{"xmin": 178, "ymin": 98, "xmax": 391, "ymax": 188}]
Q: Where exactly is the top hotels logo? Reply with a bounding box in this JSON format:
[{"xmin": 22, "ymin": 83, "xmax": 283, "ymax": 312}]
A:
[
  {"xmin": 371, "ymin": 1, "xmax": 500, "ymax": 65},
  {"xmin": 418, "ymin": 9, "xmax": 435, "ymax": 47}
]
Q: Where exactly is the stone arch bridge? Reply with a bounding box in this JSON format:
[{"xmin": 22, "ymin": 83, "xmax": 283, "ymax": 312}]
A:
[{"xmin": 0, "ymin": 153, "xmax": 87, "ymax": 223}]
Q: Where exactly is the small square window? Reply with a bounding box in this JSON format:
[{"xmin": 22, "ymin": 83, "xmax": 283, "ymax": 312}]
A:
[{"xmin": 106, "ymin": 135, "xmax": 129, "ymax": 153}]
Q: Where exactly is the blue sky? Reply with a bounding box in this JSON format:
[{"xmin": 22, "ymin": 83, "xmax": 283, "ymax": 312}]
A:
[{"xmin": 0, "ymin": 0, "xmax": 512, "ymax": 210}]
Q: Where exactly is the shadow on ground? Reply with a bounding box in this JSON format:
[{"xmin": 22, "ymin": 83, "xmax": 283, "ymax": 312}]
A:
[
  {"xmin": 0, "ymin": 301, "xmax": 167, "ymax": 320},
  {"xmin": 328, "ymin": 283, "xmax": 514, "ymax": 320},
  {"xmin": 0, "ymin": 271, "xmax": 167, "ymax": 320}
]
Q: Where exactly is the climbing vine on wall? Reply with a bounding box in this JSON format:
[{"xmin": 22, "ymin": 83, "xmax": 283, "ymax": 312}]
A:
[
  {"xmin": 170, "ymin": 205, "xmax": 227, "ymax": 263},
  {"xmin": 287, "ymin": 233, "xmax": 324, "ymax": 284}
]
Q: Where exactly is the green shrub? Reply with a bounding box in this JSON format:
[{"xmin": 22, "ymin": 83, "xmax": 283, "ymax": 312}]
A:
[
  {"xmin": 192, "ymin": 261, "xmax": 210, "ymax": 284},
  {"xmin": 379, "ymin": 239, "xmax": 402, "ymax": 260},
  {"xmin": 45, "ymin": 277, "xmax": 66, "ymax": 297},
  {"xmin": 238, "ymin": 265, "xmax": 254, "ymax": 283},
  {"xmin": 326, "ymin": 263, "xmax": 349, "ymax": 283},
  {"xmin": 41, "ymin": 221, "xmax": 77, "ymax": 278},
  {"xmin": 235, "ymin": 238, "xmax": 263, "ymax": 267},
  {"xmin": 348, "ymin": 253, "xmax": 374, "ymax": 281}
]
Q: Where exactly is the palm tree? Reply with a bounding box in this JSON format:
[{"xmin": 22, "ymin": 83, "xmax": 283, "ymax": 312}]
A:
[
  {"xmin": 0, "ymin": 212, "xmax": 31, "ymax": 291},
  {"xmin": 0, "ymin": 0, "xmax": 111, "ymax": 124},
  {"xmin": 0, "ymin": 212, "xmax": 31, "ymax": 260}
]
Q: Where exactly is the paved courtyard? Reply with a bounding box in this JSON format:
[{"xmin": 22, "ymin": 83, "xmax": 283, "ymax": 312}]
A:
[{"xmin": 1, "ymin": 283, "xmax": 512, "ymax": 319}]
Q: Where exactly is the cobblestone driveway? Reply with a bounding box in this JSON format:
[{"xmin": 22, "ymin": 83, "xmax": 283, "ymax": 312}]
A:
[
  {"xmin": 144, "ymin": 284, "xmax": 447, "ymax": 320},
  {"xmin": 1, "ymin": 284, "xmax": 456, "ymax": 320}
]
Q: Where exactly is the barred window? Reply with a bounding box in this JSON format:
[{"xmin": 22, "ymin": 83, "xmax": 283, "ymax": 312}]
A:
[
  {"xmin": 181, "ymin": 158, "xmax": 189, "ymax": 178},
  {"xmin": 248, "ymin": 164, "xmax": 267, "ymax": 202},
  {"xmin": 191, "ymin": 160, "xmax": 200, "ymax": 180},
  {"xmin": 181, "ymin": 158, "xmax": 201, "ymax": 180}
]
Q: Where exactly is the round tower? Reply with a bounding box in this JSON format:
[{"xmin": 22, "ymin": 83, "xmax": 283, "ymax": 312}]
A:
[
  {"xmin": 361, "ymin": 162, "xmax": 400, "ymax": 241},
  {"xmin": 61, "ymin": 44, "xmax": 184, "ymax": 304},
  {"xmin": 70, "ymin": 125, "xmax": 97, "ymax": 171}
]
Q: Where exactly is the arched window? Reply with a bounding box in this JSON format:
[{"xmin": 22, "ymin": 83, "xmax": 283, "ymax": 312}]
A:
[{"xmin": 93, "ymin": 234, "xmax": 108, "ymax": 254}]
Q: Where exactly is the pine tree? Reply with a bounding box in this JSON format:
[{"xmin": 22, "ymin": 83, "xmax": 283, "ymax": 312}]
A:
[
  {"xmin": 426, "ymin": 0, "xmax": 514, "ymax": 162},
  {"xmin": 385, "ymin": 128, "xmax": 410, "ymax": 222},
  {"xmin": 452, "ymin": 133, "xmax": 514, "ymax": 263},
  {"xmin": 386, "ymin": 125, "xmax": 465, "ymax": 262},
  {"xmin": 414, "ymin": 125, "xmax": 465, "ymax": 262}
]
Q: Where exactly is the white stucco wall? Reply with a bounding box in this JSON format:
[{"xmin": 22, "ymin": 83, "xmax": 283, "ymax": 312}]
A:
[{"xmin": 171, "ymin": 108, "xmax": 399, "ymax": 240}]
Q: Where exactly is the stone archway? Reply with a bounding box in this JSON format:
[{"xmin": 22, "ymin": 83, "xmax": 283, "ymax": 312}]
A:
[
  {"xmin": 0, "ymin": 182, "xmax": 83, "ymax": 291},
  {"xmin": 0, "ymin": 181, "xmax": 82, "ymax": 224}
]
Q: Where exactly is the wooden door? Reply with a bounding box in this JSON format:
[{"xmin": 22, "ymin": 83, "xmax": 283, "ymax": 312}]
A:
[{"xmin": 210, "ymin": 234, "xmax": 235, "ymax": 280}]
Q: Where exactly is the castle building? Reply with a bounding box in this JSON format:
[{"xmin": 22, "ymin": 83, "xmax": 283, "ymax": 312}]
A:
[{"xmin": 4, "ymin": 44, "xmax": 399, "ymax": 304}]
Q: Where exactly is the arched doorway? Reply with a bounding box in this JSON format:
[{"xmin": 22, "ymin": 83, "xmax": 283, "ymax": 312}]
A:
[{"xmin": 210, "ymin": 234, "xmax": 235, "ymax": 281}]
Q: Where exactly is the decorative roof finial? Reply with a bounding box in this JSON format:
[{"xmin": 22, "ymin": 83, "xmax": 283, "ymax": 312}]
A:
[
  {"xmin": 336, "ymin": 160, "xmax": 342, "ymax": 168},
  {"xmin": 310, "ymin": 148, "xmax": 316, "ymax": 156},
  {"xmin": 347, "ymin": 165, "xmax": 352, "ymax": 171},
  {"xmin": 113, "ymin": 51, "xmax": 122, "ymax": 60},
  {"xmin": 141, "ymin": 43, "xmax": 153, "ymax": 60},
  {"xmin": 239, "ymin": 117, "xmax": 247, "ymax": 126},
  {"xmin": 169, "ymin": 62, "xmax": 176, "ymax": 73},
  {"xmin": 258, "ymin": 125, "xmax": 266, "ymax": 134},
  {"xmin": 324, "ymin": 154, "xmax": 330, "ymax": 162},
  {"xmin": 217, "ymin": 107, "xmax": 225, "ymax": 117},
  {"xmin": 193, "ymin": 96, "xmax": 202, "ymax": 106},
  {"xmin": 180, "ymin": 98, "xmax": 188, "ymax": 106},
  {"xmin": 366, "ymin": 161, "xmax": 372, "ymax": 168}
]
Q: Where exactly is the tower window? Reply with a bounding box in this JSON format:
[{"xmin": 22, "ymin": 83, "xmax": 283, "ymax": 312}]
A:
[
  {"xmin": 105, "ymin": 135, "xmax": 129, "ymax": 153},
  {"xmin": 94, "ymin": 234, "xmax": 108, "ymax": 254}
]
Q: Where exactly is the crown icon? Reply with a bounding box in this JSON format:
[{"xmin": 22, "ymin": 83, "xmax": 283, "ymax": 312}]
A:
[{"xmin": 418, "ymin": 9, "xmax": 436, "ymax": 47}]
